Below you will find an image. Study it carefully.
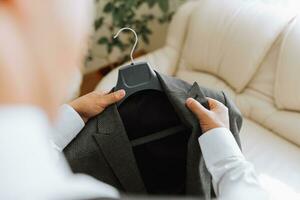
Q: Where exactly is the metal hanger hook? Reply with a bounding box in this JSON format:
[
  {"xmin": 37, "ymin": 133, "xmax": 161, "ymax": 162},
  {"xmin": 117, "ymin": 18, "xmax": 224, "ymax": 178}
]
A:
[{"xmin": 113, "ymin": 27, "xmax": 138, "ymax": 65}]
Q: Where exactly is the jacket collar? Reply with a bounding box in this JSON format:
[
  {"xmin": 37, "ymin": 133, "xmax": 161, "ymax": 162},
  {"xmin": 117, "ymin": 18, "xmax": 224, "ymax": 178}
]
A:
[{"xmin": 93, "ymin": 72, "xmax": 211, "ymax": 196}]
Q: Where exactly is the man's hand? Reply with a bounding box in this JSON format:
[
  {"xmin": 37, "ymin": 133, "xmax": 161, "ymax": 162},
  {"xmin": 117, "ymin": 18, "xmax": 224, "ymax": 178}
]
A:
[
  {"xmin": 69, "ymin": 90, "xmax": 125, "ymax": 123},
  {"xmin": 186, "ymin": 97, "xmax": 229, "ymax": 133}
]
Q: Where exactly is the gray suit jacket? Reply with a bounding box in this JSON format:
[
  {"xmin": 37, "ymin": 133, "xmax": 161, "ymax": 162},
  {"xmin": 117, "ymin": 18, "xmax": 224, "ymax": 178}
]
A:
[{"xmin": 64, "ymin": 73, "xmax": 242, "ymax": 200}]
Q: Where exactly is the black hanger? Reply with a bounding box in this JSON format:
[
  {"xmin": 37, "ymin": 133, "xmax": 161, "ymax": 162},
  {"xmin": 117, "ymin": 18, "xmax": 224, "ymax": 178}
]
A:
[
  {"xmin": 113, "ymin": 28, "xmax": 163, "ymax": 106},
  {"xmin": 113, "ymin": 28, "xmax": 184, "ymax": 146}
]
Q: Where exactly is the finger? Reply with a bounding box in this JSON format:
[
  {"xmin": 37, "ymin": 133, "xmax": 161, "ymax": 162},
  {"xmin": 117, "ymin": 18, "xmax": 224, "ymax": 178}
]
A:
[
  {"xmin": 99, "ymin": 89, "xmax": 126, "ymax": 108},
  {"xmin": 98, "ymin": 89, "xmax": 110, "ymax": 95},
  {"xmin": 186, "ymin": 98, "xmax": 210, "ymax": 119},
  {"xmin": 207, "ymin": 98, "xmax": 226, "ymax": 110}
]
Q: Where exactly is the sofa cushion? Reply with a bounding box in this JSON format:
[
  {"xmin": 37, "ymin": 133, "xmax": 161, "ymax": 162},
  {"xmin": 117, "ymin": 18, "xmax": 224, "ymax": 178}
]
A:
[
  {"xmin": 180, "ymin": 0, "xmax": 294, "ymax": 92},
  {"xmin": 175, "ymin": 69, "xmax": 236, "ymax": 100},
  {"xmin": 275, "ymin": 17, "xmax": 300, "ymax": 112},
  {"xmin": 236, "ymin": 91, "xmax": 300, "ymax": 146},
  {"xmin": 241, "ymin": 118, "xmax": 300, "ymax": 199},
  {"xmin": 247, "ymin": 33, "xmax": 284, "ymax": 100}
]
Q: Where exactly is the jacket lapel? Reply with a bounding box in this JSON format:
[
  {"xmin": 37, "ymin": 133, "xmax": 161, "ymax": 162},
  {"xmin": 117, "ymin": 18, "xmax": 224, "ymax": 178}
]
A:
[
  {"xmin": 93, "ymin": 104, "xmax": 146, "ymax": 193},
  {"xmin": 157, "ymin": 73, "xmax": 212, "ymax": 199},
  {"xmin": 186, "ymin": 82, "xmax": 212, "ymax": 200}
]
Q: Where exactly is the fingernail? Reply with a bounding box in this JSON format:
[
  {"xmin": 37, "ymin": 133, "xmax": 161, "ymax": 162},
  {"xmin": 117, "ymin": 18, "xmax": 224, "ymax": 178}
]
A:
[
  {"xmin": 117, "ymin": 90, "xmax": 126, "ymax": 98},
  {"xmin": 186, "ymin": 98, "xmax": 194, "ymax": 106}
]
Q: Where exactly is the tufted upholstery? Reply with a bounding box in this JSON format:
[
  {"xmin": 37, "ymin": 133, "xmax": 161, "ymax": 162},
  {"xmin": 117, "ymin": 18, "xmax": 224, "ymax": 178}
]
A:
[
  {"xmin": 275, "ymin": 17, "xmax": 300, "ymax": 112},
  {"xmin": 180, "ymin": 0, "xmax": 293, "ymax": 92},
  {"xmin": 96, "ymin": 0, "xmax": 300, "ymax": 198}
]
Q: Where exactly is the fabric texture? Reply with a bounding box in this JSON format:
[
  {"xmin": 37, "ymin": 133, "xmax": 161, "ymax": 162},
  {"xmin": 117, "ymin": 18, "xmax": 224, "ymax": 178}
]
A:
[{"xmin": 64, "ymin": 72, "xmax": 243, "ymax": 199}]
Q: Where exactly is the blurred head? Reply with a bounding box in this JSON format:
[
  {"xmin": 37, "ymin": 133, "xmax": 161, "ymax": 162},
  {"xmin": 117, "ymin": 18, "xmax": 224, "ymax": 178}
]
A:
[{"xmin": 0, "ymin": 0, "xmax": 93, "ymax": 119}]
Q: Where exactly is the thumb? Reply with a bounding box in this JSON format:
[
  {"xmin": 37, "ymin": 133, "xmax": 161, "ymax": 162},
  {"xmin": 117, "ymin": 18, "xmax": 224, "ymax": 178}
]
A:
[
  {"xmin": 207, "ymin": 97, "xmax": 227, "ymax": 112},
  {"xmin": 99, "ymin": 89, "xmax": 126, "ymax": 108},
  {"xmin": 186, "ymin": 98, "xmax": 210, "ymax": 119}
]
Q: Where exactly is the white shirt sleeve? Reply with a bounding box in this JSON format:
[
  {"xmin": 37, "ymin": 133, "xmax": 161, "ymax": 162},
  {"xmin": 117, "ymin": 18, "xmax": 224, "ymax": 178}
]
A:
[
  {"xmin": 198, "ymin": 128, "xmax": 269, "ymax": 200},
  {"xmin": 0, "ymin": 106, "xmax": 119, "ymax": 200},
  {"xmin": 52, "ymin": 104, "xmax": 85, "ymax": 151}
]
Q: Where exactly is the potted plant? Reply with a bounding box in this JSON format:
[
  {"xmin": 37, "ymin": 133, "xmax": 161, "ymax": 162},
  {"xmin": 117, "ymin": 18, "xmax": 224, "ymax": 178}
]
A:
[{"xmin": 85, "ymin": 0, "xmax": 184, "ymax": 72}]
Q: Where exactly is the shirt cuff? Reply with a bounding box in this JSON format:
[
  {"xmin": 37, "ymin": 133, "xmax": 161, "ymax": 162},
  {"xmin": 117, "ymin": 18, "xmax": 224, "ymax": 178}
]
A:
[
  {"xmin": 198, "ymin": 128, "xmax": 244, "ymax": 170},
  {"xmin": 52, "ymin": 104, "xmax": 85, "ymax": 151}
]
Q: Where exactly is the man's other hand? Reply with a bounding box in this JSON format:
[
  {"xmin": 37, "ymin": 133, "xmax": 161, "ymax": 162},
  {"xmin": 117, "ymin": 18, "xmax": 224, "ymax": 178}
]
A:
[
  {"xmin": 186, "ymin": 97, "xmax": 229, "ymax": 133},
  {"xmin": 69, "ymin": 90, "xmax": 125, "ymax": 123}
]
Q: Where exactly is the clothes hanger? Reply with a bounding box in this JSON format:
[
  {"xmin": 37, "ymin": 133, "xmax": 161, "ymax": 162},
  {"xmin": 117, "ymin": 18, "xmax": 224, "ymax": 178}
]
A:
[
  {"xmin": 114, "ymin": 27, "xmax": 186, "ymax": 146},
  {"xmin": 113, "ymin": 27, "xmax": 163, "ymax": 106}
]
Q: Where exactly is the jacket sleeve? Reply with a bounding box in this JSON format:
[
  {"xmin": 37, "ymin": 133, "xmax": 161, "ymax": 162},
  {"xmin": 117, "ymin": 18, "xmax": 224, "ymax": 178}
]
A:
[{"xmin": 198, "ymin": 128, "xmax": 268, "ymax": 200}]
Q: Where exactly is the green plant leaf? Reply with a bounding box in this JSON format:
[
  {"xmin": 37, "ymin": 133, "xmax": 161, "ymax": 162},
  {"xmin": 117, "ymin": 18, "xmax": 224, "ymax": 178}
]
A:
[
  {"xmin": 147, "ymin": 0, "xmax": 156, "ymax": 8},
  {"xmin": 137, "ymin": 0, "xmax": 144, "ymax": 8},
  {"xmin": 144, "ymin": 26, "xmax": 152, "ymax": 34},
  {"xmin": 107, "ymin": 43, "xmax": 113, "ymax": 53},
  {"xmin": 97, "ymin": 37, "xmax": 109, "ymax": 44},
  {"xmin": 112, "ymin": 7, "xmax": 123, "ymax": 26},
  {"xmin": 127, "ymin": 0, "xmax": 136, "ymax": 8},
  {"xmin": 94, "ymin": 0, "xmax": 181, "ymax": 58},
  {"xmin": 104, "ymin": 2, "xmax": 114, "ymax": 13},
  {"xmin": 94, "ymin": 17, "xmax": 104, "ymax": 30},
  {"xmin": 158, "ymin": 0, "xmax": 169, "ymax": 12},
  {"xmin": 142, "ymin": 34, "xmax": 149, "ymax": 44}
]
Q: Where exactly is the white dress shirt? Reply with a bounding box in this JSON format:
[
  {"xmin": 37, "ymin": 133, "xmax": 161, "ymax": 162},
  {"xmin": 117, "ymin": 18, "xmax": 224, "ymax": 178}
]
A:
[
  {"xmin": 199, "ymin": 128, "xmax": 268, "ymax": 200},
  {"xmin": 0, "ymin": 105, "xmax": 268, "ymax": 200},
  {"xmin": 0, "ymin": 106, "xmax": 119, "ymax": 200}
]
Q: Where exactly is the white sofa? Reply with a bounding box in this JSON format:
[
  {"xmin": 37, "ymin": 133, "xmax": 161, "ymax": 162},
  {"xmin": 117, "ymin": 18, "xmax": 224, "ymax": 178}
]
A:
[{"xmin": 95, "ymin": 0, "xmax": 300, "ymax": 198}]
